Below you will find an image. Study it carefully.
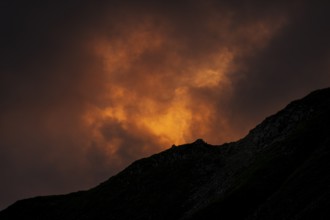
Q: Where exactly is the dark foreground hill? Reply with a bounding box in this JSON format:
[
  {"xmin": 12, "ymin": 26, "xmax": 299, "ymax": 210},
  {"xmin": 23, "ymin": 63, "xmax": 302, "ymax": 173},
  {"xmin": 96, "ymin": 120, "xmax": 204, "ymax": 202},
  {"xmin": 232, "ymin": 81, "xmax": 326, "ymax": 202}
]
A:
[{"xmin": 1, "ymin": 88, "xmax": 330, "ymax": 219}]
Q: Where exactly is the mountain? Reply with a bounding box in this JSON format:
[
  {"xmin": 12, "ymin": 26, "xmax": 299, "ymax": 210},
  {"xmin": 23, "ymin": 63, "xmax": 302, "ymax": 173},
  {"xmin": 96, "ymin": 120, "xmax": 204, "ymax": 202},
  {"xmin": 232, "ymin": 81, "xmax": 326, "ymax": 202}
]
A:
[{"xmin": 1, "ymin": 88, "xmax": 330, "ymax": 219}]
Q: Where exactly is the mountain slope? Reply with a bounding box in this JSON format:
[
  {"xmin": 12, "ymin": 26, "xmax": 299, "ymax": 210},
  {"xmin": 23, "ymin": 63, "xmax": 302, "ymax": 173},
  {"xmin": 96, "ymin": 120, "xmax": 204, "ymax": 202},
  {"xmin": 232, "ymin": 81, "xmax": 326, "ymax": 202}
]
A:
[{"xmin": 1, "ymin": 88, "xmax": 330, "ymax": 219}]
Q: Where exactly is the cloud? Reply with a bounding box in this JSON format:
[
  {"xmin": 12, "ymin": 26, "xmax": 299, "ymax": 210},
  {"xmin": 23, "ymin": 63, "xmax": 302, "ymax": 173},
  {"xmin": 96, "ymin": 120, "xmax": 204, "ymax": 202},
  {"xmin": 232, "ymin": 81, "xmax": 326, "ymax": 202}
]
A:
[{"xmin": 1, "ymin": 0, "xmax": 330, "ymax": 210}]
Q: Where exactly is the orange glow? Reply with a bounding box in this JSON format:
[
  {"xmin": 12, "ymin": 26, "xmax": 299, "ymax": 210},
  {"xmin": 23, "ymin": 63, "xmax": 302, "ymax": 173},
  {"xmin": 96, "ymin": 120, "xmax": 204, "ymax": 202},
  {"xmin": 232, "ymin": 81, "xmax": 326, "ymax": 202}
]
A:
[
  {"xmin": 82, "ymin": 16, "xmax": 288, "ymax": 157},
  {"xmin": 138, "ymin": 87, "xmax": 192, "ymax": 145}
]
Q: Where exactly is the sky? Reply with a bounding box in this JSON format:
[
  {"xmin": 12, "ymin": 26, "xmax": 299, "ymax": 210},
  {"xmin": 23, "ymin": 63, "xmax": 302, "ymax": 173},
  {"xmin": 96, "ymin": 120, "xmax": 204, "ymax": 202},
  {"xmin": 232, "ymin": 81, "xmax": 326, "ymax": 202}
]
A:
[{"xmin": 1, "ymin": 0, "xmax": 330, "ymax": 210}]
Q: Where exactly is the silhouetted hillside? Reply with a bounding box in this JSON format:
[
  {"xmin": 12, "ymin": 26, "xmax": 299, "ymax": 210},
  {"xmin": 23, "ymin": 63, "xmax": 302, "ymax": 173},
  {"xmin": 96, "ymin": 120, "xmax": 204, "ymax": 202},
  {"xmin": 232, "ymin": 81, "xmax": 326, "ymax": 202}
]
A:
[{"xmin": 1, "ymin": 88, "xmax": 330, "ymax": 219}]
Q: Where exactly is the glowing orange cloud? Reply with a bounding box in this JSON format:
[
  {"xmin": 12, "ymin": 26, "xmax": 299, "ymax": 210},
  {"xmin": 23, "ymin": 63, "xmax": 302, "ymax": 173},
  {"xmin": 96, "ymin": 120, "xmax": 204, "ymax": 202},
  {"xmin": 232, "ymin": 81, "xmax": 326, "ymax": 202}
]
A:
[{"xmin": 81, "ymin": 15, "xmax": 287, "ymax": 161}]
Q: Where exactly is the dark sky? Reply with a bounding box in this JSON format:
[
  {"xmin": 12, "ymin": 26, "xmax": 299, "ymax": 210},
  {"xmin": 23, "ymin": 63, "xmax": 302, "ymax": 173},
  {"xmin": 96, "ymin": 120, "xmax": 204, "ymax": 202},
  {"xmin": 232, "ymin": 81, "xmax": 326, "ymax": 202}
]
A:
[{"xmin": 1, "ymin": 0, "xmax": 330, "ymax": 210}]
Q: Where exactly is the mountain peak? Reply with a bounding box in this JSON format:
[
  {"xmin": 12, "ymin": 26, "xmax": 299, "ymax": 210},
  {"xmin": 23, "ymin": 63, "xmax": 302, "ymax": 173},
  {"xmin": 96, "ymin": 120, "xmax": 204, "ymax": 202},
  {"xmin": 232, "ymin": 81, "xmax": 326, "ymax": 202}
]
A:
[
  {"xmin": 171, "ymin": 138, "xmax": 207, "ymax": 149},
  {"xmin": 1, "ymin": 88, "xmax": 330, "ymax": 220},
  {"xmin": 193, "ymin": 138, "xmax": 207, "ymax": 145}
]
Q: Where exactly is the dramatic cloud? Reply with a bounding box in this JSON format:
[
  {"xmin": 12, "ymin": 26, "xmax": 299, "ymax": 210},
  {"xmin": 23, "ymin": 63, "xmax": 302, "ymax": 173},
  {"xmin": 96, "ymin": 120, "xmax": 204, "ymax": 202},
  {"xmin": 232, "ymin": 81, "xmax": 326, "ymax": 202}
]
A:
[{"xmin": 1, "ymin": 0, "xmax": 330, "ymax": 210}]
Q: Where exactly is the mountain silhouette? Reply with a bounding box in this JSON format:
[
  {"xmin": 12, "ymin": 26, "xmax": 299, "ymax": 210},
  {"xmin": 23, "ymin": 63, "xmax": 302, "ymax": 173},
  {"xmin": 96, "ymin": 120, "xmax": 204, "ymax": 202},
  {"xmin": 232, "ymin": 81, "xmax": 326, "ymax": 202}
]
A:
[{"xmin": 1, "ymin": 88, "xmax": 330, "ymax": 219}]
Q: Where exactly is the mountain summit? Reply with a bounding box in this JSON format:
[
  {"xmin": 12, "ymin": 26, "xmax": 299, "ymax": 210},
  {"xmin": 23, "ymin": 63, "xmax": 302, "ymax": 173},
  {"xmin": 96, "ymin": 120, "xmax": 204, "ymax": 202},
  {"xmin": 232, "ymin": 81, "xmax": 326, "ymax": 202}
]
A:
[{"xmin": 1, "ymin": 88, "xmax": 330, "ymax": 219}]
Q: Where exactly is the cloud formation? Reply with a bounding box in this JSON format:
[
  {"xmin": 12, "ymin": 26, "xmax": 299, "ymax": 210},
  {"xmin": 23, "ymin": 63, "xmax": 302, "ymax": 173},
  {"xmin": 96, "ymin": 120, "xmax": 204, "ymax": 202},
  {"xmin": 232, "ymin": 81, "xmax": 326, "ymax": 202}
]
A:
[{"xmin": 1, "ymin": 0, "xmax": 330, "ymax": 209}]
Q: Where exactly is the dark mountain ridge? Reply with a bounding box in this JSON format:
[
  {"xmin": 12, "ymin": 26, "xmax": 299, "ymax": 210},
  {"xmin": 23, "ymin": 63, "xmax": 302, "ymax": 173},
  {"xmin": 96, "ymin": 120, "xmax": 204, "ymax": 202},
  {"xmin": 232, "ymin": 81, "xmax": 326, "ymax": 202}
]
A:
[{"xmin": 1, "ymin": 88, "xmax": 330, "ymax": 219}]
